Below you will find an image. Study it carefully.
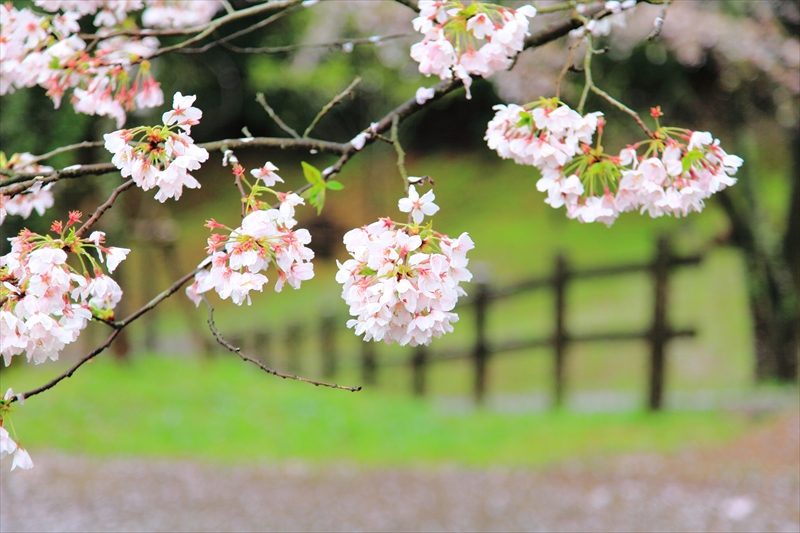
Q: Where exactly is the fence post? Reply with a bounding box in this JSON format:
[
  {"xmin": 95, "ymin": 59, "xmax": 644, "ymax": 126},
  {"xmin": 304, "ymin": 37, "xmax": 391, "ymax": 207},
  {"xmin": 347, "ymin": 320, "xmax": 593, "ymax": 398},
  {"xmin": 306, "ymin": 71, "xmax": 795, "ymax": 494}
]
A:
[
  {"xmin": 286, "ymin": 323, "xmax": 302, "ymax": 374},
  {"xmin": 412, "ymin": 345, "xmax": 427, "ymax": 396},
  {"xmin": 473, "ymin": 281, "xmax": 490, "ymax": 405},
  {"xmin": 649, "ymin": 236, "xmax": 670, "ymax": 411},
  {"xmin": 361, "ymin": 341, "xmax": 377, "ymax": 385},
  {"xmin": 553, "ymin": 254, "xmax": 568, "ymax": 408},
  {"xmin": 320, "ymin": 314, "xmax": 337, "ymax": 378}
]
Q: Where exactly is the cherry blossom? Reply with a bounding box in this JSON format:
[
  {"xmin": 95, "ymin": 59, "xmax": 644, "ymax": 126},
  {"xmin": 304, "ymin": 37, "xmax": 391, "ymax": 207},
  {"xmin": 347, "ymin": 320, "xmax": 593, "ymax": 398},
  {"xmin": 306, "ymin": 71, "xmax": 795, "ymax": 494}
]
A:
[
  {"xmin": 104, "ymin": 93, "xmax": 209, "ymax": 202},
  {"xmin": 486, "ymin": 100, "xmax": 742, "ymax": 226},
  {"xmin": 337, "ymin": 190, "xmax": 473, "ymax": 346},
  {"xmin": 0, "ymin": 213, "xmax": 129, "ymax": 367},
  {"xmin": 398, "ymin": 185, "xmax": 440, "ymax": 224},
  {"xmin": 410, "ymin": 1, "xmax": 536, "ymax": 98},
  {"xmin": 188, "ymin": 160, "xmax": 315, "ymax": 307},
  {"xmin": 0, "ymin": 153, "xmax": 56, "ymax": 226}
]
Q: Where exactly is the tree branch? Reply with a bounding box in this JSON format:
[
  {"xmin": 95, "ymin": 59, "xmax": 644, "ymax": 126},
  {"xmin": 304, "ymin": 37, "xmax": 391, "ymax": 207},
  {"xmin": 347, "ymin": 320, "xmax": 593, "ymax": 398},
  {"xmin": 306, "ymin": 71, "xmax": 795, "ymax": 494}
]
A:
[
  {"xmin": 255, "ymin": 93, "xmax": 301, "ymax": 139},
  {"xmin": 303, "ymin": 77, "xmax": 361, "ymax": 138},
  {"xmin": 202, "ymin": 295, "xmax": 362, "ymax": 392},
  {"xmin": 0, "ymin": 137, "xmax": 348, "ymax": 196},
  {"xmin": 219, "ymin": 33, "xmax": 411, "ymax": 55},
  {"xmin": 152, "ymin": 0, "xmax": 304, "ymax": 57},
  {"xmin": 26, "ymin": 141, "xmax": 105, "ymax": 166},
  {"xmin": 175, "ymin": 4, "xmax": 303, "ymax": 54},
  {"xmin": 74, "ymin": 179, "xmax": 135, "ymax": 239}
]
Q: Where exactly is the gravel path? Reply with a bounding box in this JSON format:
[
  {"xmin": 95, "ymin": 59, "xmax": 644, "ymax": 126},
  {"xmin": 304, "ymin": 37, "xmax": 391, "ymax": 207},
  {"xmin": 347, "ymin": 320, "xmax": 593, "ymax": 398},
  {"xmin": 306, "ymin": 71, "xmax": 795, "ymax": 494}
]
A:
[{"xmin": 2, "ymin": 413, "xmax": 798, "ymax": 532}]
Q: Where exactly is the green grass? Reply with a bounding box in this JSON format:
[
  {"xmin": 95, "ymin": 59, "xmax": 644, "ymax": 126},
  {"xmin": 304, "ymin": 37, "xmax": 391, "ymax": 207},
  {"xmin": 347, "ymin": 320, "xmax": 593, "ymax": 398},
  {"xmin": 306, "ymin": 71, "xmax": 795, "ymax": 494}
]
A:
[{"xmin": 0, "ymin": 355, "xmax": 757, "ymax": 468}]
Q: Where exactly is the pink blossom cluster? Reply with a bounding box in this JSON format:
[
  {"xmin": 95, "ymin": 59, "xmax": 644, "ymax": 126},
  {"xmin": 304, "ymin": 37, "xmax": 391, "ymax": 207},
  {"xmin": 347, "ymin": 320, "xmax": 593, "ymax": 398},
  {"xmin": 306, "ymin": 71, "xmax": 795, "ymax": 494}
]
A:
[
  {"xmin": 1, "ymin": 2, "xmax": 221, "ymax": 125},
  {"xmin": 0, "ymin": 220, "xmax": 129, "ymax": 367},
  {"xmin": 1, "ymin": 4, "xmax": 163, "ymax": 126},
  {"xmin": 187, "ymin": 165, "xmax": 315, "ymax": 307},
  {"xmin": 610, "ymin": 132, "xmax": 742, "ymax": 221},
  {"xmin": 336, "ymin": 188, "xmax": 474, "ymax": 346},
  {"xmin": 485, "ymin": 101, "xmax": 742, "ymax": 226},
  {"xmin": 104, "ymin": 92, "xmax": 209, "ymax": 202},
  {"xmin": 0, "ymin": 153, "xmax": 56, "ymax": 226},
  {"xmin": 410, "ymin": 1, "xmax": 536, "ymax": 98},
  {"xmin": 485, "ymin": 101, "xmax": 602, "ymax": 168},
  {"xmin": 34, "ymin": 1, "xmax": 221, "ymax": 29}
]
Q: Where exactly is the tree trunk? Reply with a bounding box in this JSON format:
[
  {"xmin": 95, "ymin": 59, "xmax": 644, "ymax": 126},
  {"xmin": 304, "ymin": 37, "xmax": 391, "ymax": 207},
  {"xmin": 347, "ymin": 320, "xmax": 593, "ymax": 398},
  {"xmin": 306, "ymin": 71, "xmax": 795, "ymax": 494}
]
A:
[{"xmin": 718, "ymin": 128, "xmax": 799, "ymax": 383}]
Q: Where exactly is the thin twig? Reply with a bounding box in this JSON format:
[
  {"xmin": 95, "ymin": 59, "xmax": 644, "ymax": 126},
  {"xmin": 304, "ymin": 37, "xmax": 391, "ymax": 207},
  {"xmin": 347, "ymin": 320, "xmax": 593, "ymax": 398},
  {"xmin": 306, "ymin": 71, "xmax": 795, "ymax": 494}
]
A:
[
  {"xmin": 9, "ymin": 330, "xmax": 121, "ymax": 405},
  {"xmin": 647, "ymin": 0, "xmax": 672, "ymax": 41},
  {"xmin": 150, "ymin": 0, "xmax": 305, "ymax": 58},
  {"xmin": 26, "ymin": 141, "xmax": 104, "ymax": 166},
  {"xmin": 590, "ymin": 86, "xmax": 655, "ymax": 139},
  {"xmin": 390, "ymin": 114, "xmax": 409, "ymax": 192},
  {"xmin": 115, "ymin": 265, "xmax": 208, "ymax": 328},
  {"xmin": 202, "ymin": 295, "xmax": 362, "ymax": 392},
  {"xmin": 74, "ymin": 180, "xmax": 135, "ymax": 239},
  {"xmin": 555, "ymin": 38, "xmax": 582, "ymax": 100},
  {"xmin": 78, "ymin": 0, "xmax": 303, "ymax": 41},
  {"xmin": 220, "ymin": 33, "xmax": 411, "ymax": 55},
  {"xmin": 578, "ymin": 34, "xmax": 593, "ymax": 114},
  {"xmin": 303, "ymin": 77, "xmax": 361, "ymax": 138},
  {"xmin": 535, "ymin": 1, "xmax": 581, "ymax": 14},
  {"xmin": 176, "ymin": 5, "xmax": 302, "ymax": 55},
  {"xmin": 255, "ymin": 93, "xmax": 301, "ymax": 139}
]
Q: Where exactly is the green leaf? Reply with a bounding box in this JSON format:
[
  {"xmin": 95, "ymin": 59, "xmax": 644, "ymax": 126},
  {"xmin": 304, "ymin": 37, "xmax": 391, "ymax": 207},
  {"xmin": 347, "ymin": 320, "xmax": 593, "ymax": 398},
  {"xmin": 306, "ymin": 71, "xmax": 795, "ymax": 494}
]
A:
[
  {"xmin": 359, "ymin": 267, "xmax": 377, "ymax": 276},
  {"xmin": 301, "ymin": 161, "xmax": 323, "ymax": 186},
  {"xmin": 326, "ymin": 180, "xmax": 344, "ymax": 191},
  {"xmin": 516, "ymin": 112, "xmax": 534, "ymax": 131}
]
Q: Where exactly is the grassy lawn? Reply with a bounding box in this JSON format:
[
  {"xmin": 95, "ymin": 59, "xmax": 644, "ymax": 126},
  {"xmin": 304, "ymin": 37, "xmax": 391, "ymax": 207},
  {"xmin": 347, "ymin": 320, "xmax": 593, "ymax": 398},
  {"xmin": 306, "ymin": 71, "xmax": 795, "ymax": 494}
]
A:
[{"xmin": 0, "ymin": 355, "xmax": 760, "ymax": 468}]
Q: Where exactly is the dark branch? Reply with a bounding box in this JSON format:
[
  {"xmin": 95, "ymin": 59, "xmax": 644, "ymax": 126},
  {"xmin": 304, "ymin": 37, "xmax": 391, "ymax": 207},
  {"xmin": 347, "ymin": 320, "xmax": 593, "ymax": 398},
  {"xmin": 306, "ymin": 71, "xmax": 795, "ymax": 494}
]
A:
[
  {"xmin": 11, "ymin": 330, "xmax": 120, "ymax": 404},
  {"xmin": 202, "ymin": 295, "xmax": 362, "ymax": 392},
  {"xmin": 74, "ymin": 180, "xmax": 135, "ymax": 239}
]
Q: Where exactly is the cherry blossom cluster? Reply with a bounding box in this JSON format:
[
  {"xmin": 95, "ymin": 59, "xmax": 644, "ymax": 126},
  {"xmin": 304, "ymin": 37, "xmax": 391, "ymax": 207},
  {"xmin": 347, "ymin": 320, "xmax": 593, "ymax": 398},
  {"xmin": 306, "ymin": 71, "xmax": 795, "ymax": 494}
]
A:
[
  {"xmin": 336, "ymin": 186, "xmax": 474, "ymax": 346},
  {"xmin": 0, "ymin": 212, "xmax": 129, "ymax": 367},
  {"xmin": 485, "ymin": 100, "xmax": 742, "ymax": 226},
  {"xmin": 610, "ymin": 129, "xmax": 742, "ymax": 221},
  {"xmin": 485, "ymin": 99, "xmax": 602, "ymax": 168},
  {"xmin": 1, "ymin": 388, "xmax": 34, "ymax": 471},
  {"xmin": 1, "ymin": 2, "xmax": 221, "ymax": 125},
  {"xmin": 104, "ymin": 92, "xmax": 209, "ymax": 202},
  {"xmin": 0, "ymin": 153, "xmax": 56, "ymax": 226},
  {"xmin": 410, "ymin": 1, "xmax": 536, "ymax": 98},
  {"xmin": 186, "ymin": 160, "xmax": 314, "ymax": 307}
]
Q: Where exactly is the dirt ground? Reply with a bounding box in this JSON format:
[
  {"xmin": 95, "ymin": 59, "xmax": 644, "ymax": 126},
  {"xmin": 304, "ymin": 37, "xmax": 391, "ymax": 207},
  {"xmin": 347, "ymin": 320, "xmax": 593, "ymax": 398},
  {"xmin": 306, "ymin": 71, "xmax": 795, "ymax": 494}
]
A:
[{"xmin": 1, "ymin": 411, "xmax": 798, "ymax": 532}]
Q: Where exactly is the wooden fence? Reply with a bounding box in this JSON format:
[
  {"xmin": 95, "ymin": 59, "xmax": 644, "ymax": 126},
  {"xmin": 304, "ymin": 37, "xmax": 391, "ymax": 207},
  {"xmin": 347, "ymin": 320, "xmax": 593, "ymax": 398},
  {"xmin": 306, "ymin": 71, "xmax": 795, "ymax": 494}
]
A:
[{"xmin": 229, "ymin": 237, "xmax": 702, "ymax": 411}]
